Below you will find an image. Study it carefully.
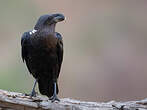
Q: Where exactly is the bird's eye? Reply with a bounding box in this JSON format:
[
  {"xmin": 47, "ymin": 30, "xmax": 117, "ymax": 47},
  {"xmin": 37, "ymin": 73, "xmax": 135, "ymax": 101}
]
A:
[
  {"xmin": 45, "ymin": 16, "xmax": 54, "ymax": 24},
  {"xmin": 47, "ymin": 16, "xmax": 53, "ymax": 21}
]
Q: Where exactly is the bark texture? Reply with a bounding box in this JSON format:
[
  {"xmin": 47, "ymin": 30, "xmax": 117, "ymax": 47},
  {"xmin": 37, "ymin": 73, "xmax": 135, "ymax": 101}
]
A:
[{"xmin": 0, "ymin": 89, "xmax": 147, "ymax": 110}]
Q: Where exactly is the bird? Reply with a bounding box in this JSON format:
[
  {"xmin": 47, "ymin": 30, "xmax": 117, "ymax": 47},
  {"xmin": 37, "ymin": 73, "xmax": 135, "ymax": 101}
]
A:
[{"xmin": 21, "ymin": 13, "xmax": 65, "ymax": 102}]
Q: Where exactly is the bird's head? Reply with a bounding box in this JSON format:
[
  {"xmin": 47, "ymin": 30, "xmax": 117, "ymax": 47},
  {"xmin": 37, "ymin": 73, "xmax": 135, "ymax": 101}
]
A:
[{"xmin": 34, "ymin": 13, "xmax": 65, "ymax": 31}]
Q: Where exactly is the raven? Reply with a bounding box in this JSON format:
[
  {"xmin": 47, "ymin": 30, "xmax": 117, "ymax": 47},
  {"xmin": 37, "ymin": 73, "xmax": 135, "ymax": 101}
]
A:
[{"xmin": 21, "ymin": 13, "xmax": 65, "ymax": 102}]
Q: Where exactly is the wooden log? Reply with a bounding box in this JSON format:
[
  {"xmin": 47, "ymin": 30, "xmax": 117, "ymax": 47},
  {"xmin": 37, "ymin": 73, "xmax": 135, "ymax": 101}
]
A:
[{"xmin": 0, "ymin": 89, "xmax": 147, "ymax": 110}]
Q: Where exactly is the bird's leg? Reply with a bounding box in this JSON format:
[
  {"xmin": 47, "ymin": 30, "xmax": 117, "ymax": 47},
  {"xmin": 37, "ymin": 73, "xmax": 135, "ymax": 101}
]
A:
[
  {"xmin": 49, "ymin": 82, "xmax": 60, "ymax": 102},
  {"xmin": 30, "ymin": 79, "xmax": 38, "ymax": 97},
  {"xmin": 49, "ymin": 66, "xmax": 60, "ymax": 102}
]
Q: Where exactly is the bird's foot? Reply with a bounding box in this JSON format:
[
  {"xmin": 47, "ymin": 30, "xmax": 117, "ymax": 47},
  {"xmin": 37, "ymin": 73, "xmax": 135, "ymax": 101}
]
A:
[
  {"xmin": 30, "ymin": 90, "xmax": 37, "ymax": 97},
  {"xmin": 49, "ymin": 95, "xmax": 60, "ymax": 102},
  {"xmin": 112, "ymin": 105, "xmax": 125, "ymax": 110}
]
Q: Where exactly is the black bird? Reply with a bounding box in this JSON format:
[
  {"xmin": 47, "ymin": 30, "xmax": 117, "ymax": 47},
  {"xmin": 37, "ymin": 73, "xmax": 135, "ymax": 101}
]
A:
[{"xmin": 21, "ymin": 13, "xmax": 65, "ymax": 102}]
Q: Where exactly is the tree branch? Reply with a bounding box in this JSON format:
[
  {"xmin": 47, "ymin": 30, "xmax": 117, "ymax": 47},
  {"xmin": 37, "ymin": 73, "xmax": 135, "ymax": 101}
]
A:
[{"xmin": 0, "ymin": 89, "xmax": 147, "ymax": 110}]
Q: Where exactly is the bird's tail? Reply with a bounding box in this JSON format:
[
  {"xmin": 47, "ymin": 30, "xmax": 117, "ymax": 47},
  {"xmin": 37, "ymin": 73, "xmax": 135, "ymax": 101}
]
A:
[{"xmin": 38, "ymin": 77, "xmax": 59, "ymax": 98}]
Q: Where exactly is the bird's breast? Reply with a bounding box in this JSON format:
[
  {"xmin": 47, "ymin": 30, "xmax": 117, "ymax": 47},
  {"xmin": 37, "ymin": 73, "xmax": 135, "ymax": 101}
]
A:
[
  {"xmin": 30, "ymin": 33, "xmax": 58, "ymax": 50},
  {"xmin": 44, "ymin": 35, "xmax": 57, "ymax": 49}
]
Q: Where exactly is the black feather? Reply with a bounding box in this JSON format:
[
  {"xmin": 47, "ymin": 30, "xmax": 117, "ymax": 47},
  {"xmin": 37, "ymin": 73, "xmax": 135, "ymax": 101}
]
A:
[{"xmin": 21, "ymin": 14, "xmax": 64, "ymax": 98}]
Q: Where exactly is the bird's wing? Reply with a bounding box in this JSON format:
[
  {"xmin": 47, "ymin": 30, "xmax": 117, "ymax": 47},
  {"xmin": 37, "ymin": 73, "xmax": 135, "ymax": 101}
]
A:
[
  {"xmin": 21, "ymin": 32, "xmax": 33, "ymax": 74},
  {"xmin": 56, "ymin": 32, "xmax": 63, "ymax": 77},
  {"xmin": 21, "ymin": 32, "xmax": 30, "ymax": 62}
]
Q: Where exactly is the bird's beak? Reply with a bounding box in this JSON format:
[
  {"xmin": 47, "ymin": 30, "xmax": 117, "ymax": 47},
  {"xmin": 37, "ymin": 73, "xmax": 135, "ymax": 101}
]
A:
[{"xmin": 52, "ymin": 14, "xmax": 65, "ymax": 23}]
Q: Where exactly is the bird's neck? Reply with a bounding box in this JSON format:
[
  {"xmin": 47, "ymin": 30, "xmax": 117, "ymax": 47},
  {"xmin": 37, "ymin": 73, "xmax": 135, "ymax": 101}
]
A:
[{"xmin": 43, "ymin": 24, "xmax": 56, "ymax": 34}]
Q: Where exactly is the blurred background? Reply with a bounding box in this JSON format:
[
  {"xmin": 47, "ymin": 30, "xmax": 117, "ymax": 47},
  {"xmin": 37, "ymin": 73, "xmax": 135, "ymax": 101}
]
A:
[{"xmin": 0, "ymin": 0, "xmax": 147, "ymax": 102}]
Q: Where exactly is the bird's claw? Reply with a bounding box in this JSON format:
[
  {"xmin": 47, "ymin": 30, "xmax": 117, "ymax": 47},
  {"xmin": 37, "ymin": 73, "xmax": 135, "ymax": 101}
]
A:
[
  {"xmin": 49, "ymin": 95, "xmax": 60, "ymax": 102},
  {"xmin": 112, "ymin": 105, "xmax": 125, "ymax": 110},
  {"xmin": 30, "ymin": 90, "xmax": 37, "ymax": 97}
]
